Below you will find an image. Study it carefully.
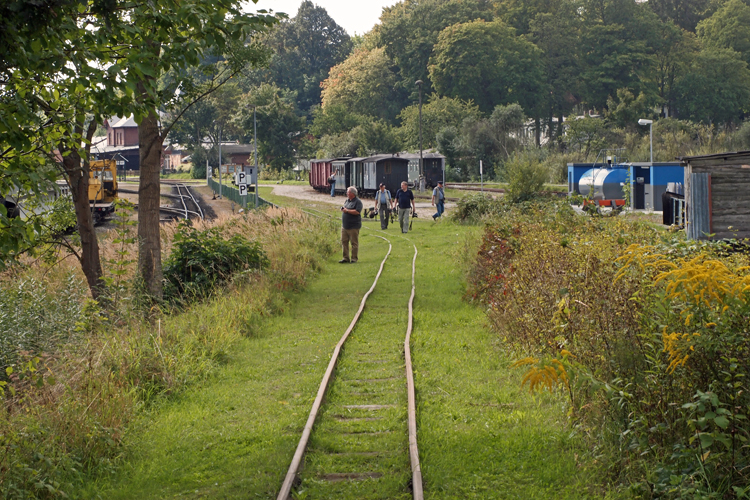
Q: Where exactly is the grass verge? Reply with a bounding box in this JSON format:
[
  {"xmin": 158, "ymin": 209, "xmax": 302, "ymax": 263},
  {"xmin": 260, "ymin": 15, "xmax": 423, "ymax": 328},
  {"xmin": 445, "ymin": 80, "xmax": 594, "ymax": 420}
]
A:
[{"xmin": 75, "ymin": 206, "xmax": 610, "ymax": 498}]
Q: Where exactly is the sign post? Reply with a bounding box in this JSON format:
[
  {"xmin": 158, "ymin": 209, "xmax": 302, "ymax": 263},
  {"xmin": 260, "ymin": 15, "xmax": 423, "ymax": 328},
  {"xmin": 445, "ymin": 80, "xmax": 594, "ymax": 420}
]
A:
[{"xmin": 480, "ymin": 160, "xmax": 483, "ymax": 193}]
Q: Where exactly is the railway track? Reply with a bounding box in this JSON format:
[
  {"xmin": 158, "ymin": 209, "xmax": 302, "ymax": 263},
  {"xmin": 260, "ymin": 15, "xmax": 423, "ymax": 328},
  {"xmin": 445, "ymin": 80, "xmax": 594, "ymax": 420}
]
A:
[
  {"xmin": 121, "ymin": 182, "xmax": 205, "ymax": 221},
  {"xmin": 277, "ymin": 209, "xmax": 423, "ymax": 499}
]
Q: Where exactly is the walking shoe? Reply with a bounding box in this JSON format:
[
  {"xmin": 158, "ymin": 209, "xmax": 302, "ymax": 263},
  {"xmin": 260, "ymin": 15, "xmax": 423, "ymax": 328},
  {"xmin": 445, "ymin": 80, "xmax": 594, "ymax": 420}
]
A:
[
  {"xmin": 350, "ymin": 260, "xmax": 358, "ymax": 264},
  {"xmin": 339, "ymin": 259, "xmax": 350, "ymax": 263}
]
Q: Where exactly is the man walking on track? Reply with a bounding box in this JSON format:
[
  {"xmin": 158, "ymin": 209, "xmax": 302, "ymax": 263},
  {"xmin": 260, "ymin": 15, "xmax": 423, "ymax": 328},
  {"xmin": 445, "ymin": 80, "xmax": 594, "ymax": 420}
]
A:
[
  {"xmin": 374, "ymin": 183, "xmax": 392, "ymax": 230},
  {"xmin": 340, "ymin": 186, "xmax": 363, "ymax": 263},
  {"xmin": 395, "ymin": 181, "xmax": 415, "ymax": 234},
  {"xmin": 432, "ymin": 180, "xmax": 445, "ymax": 219}
]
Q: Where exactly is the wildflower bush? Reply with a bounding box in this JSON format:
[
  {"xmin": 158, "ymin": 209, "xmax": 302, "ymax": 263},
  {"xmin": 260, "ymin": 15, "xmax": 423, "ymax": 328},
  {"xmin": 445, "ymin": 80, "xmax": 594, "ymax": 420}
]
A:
[
  {"xmin": 467, "ymin": 198, "xmax": 750, "ymax": 497},
  {"xmin": 0, "ymin": 208, "xmax": 337, "ymax": 498}
]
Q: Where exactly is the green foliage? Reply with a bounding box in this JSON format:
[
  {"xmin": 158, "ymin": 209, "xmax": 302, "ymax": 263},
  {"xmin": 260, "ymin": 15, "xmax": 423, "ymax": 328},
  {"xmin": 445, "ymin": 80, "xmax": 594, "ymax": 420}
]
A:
[
  {"xmin": 467, "ymin": 199, "xmax": 750, "ymax": 497},
  {"xmin": 429, "ymin": 19, "xmax": 545, "ymax": 115},
  {"xmin": 320, "ymin": 47, "xmax": 403, "ymax": 123},
  {"xmin": 103, "ymin": 199, "xmax": 138, "ymax": 308},
  {"xmin": 697, "ymin": 0, "xmax": 750, "ymax": 65},
  {"xmin": 163, "ymin": 221, "xmax": 269, "ymax": 302},
  {"xmin": 398, "ymin": 94, "xmax": 481, "ymax": 151},
  {"xmin": 0, "ymin": 273, "xmax": 86, "ymax": 375},
  {"xmin": 450, "ymin": 193, "xmax": 505, "ymax": 222},
  {"xmin": 263, "ymin": 0, "xmax": 352, "ymax": 113},
  {"xmin": 376, "ymin": 0, "xmax": 493, "ymax": 97},
  {"xmin": 190, "ymin": 159, "xmax": 207, "ymax": 179},
  {"xmin": 505, "ymin": 154, "xmax": 549, "ymax": 202},
  {"xmin": 238, "ymin": 83, "xmax": 305, "ymax": 170},
  {"xmin": 0, "ymin": 211, "xmax": 336, "ymax": 499},
  {"xmin": 675, "ymin": 47, "xmax": 750, "ymax": 124},
  {"xmin": 310, "ymin": 104, "xmax": 365, "ymax": 137},
  {"xmin": 605, "ymin": 88, "xmax": 655, "ymax": 129}
]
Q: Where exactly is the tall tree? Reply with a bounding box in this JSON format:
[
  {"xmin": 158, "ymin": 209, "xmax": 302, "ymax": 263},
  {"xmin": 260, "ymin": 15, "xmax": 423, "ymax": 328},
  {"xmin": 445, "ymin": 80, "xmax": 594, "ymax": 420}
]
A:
[
  {"xmin": 320, "ymin": 47, "xmax": 402, "ymax": 123},
  {"xmin": 238, "ymin": 84, "xmax": 306, "ymax": 170},
  {"xmin": 264, "ymin": 1, "xmax": 352, "ymax": 113},
  {"xmin": 647, "ymin": 0, "xmax": 714, "ymax": 32},
  {"xmin": 697, "ymin": 0, "xmax": 750, "ymax": 65},
  {"xmin": 428, "ymin": 20, "xmax": 545, "ymax": 116},
  {"xmin": 398, "ymin": 95, "xmax": 481, "ymax": 150},
  {"xmin": 0, "ymin": 0, "xmax": 137, "ymax": 300},
  {"xmin": 529, "ymin": 5, "xmax": 583, "ymax": 144},
  {"xmin": 114, "ymin": 2, "xmax": 277, "ymax": 299},
  {"xmin": 376, "ymin": 0, "xmax": 493, "ymax": 98},
  {"xmin": 674, "ymin": 47, "xmax": 750, "ymax": 124}
]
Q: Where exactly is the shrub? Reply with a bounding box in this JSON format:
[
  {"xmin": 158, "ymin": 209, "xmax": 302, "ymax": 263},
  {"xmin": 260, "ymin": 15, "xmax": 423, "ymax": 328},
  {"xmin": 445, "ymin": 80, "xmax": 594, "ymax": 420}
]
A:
[
  {"xmin": 163, "ymin": 220, "xmax": 269, "ymax": 303},
  {"xmin": 465, "ymin": 199, "xmax": 750, "ymax": 495},
  {"xmin": 504, "ymin": 154, "xmax": 548, "ymax": 202},
  {"xmin": 451, "ymin": 193, "xmax": 504, "ymax": 222}
]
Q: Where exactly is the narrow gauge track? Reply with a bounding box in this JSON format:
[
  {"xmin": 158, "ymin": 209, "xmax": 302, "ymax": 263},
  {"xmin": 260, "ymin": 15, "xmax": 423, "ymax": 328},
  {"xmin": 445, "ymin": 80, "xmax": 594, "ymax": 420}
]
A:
[
  {"xmin": 120, "ymin": 183, "xmax": 204, "ymax": 221},
  {"xmin": 277, "ymin": 207, "xmax": 423, "ymax": 500},
  {"xmin": 173, "ymin": 183, "xmax": 204, "ymax": 220}
]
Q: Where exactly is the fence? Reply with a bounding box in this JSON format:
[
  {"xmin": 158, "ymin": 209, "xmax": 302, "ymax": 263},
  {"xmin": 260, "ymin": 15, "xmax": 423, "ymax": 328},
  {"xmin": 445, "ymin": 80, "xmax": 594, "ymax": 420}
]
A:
[{"xmin": 208, "ymin": 177, "xmax": 273, "ymax": 209}]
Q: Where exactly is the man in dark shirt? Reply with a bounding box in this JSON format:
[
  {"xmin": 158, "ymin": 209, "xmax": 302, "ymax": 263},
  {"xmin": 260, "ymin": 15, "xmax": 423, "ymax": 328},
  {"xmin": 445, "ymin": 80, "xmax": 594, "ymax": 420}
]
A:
[
  {"xmin": 340, "ymin": 186, "xmax": 363, "ymax": 263},
  {"xmin": 395, "ymin": 181, "xmax": 415, "ymax": 233}
]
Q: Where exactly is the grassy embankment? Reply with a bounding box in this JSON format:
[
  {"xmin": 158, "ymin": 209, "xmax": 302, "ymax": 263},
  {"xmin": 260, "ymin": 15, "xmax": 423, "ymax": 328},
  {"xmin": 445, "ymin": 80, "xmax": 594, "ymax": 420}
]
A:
[{"xmin": 79, "ymin": 191, "xmax": 611, "ymax": 499}]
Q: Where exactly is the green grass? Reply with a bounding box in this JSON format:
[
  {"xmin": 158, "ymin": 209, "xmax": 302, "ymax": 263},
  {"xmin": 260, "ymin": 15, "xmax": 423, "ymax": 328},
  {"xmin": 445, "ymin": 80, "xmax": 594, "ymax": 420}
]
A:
[{"xmin": 77, "ymin": 199, "xmax": 613, "ymax": 499}]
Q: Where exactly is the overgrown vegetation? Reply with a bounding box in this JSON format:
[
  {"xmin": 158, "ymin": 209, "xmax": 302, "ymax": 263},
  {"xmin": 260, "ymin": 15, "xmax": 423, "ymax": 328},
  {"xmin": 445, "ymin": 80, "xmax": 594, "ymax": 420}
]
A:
[
  {"xmin": 467, "ymin": 198, "xmax": 750, "ymax": 497},
  {"xmin": 0, "ymin": 209, "xmax": 336, "ymax": 499},
  {"xmin": 163, "ymin": 221, "xmax": 269, "ymax": 303}
]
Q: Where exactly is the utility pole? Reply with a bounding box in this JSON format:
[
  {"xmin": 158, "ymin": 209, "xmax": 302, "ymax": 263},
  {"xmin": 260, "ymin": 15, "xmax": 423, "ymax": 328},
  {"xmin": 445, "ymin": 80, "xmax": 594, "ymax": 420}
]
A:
[
  {"xmin": 254, "ymin": 105, "xmax": 259, "ymax": 209},
  {"xmin": 218, "ymin": 127, "xmax": 222, "ymax": 199},
  {"xmin": 415, "ymin": 80, "xmax": 424, "ymax": 192}
]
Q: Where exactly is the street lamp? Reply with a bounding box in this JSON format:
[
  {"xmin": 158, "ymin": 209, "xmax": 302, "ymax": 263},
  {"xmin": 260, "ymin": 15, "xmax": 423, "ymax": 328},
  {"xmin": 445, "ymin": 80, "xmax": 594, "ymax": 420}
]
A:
[
  {"xmin": 415, "ymin": 80, "xmax": 423, "ymax": 191},
  {"xmin": 638, "ymin": 118, "xmax": 653, "ymax": 163}
]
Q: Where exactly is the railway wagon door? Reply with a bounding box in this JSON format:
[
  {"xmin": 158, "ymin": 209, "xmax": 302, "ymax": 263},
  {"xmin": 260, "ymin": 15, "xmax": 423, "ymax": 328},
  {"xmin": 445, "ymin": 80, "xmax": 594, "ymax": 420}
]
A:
[
  {"xmin": 354, "ymin": 162, "xmax": 364, "ymax": 190},
  {"xmin": 364, "ymin": 161, "xmax": 376, "ymax": 190}
]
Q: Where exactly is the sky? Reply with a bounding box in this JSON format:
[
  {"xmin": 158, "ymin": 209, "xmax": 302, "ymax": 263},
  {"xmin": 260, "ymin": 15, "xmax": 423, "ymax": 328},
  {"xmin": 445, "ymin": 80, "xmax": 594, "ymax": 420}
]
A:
[{"xmin": 248, "ymin": 0, "xmax": 402, "ymax": 35}]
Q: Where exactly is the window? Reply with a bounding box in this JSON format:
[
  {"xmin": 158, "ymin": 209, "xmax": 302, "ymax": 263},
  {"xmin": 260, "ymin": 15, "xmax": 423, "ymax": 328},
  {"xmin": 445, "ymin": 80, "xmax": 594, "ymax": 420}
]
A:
[{"xmin": 384, "ymin": 162, "xmax": 391, "ymax": 174}]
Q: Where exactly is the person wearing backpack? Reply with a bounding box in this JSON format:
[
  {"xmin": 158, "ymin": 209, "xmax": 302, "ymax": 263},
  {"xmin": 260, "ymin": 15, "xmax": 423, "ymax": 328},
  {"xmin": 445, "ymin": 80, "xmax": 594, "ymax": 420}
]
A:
[
  {"xmin": 374, "ymin": 183, "xmax": 392, "ymax": 230},
  {"xmin": 431, "ymin": 180, "xmax": 445, "ymax": 220}
]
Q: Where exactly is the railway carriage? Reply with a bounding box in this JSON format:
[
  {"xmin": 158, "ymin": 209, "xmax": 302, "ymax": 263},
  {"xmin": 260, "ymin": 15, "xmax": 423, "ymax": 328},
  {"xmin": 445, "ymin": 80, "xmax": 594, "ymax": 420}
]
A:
[
  {"xmin": 347, "ymin": 157, "xmax": 366, "ymax": 194},
  {"xmin": 331, "ymin": 159, "xmax": 348, "ymax": 195},
  {"xmin": 403, "ymin": 153, "xmax": 445, "ymax": 188},
  {"xmin": 309, "ymin": 158, "xmax": 333, "ymax": 193},
  {"xmin": 362, "ymin": 155, "xmax": 410, "ymax": 198}
]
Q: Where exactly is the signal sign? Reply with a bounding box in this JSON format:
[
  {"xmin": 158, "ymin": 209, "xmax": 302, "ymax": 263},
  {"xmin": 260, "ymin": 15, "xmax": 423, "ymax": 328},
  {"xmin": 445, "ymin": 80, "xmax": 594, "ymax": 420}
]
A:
[{"xmin": 239, "ymin": 184, "xmax": 249, "ymax": 196}]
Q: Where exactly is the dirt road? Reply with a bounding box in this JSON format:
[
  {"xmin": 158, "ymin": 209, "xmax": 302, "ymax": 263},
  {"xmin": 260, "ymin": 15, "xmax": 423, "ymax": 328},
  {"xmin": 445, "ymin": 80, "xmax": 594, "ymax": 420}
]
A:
[{"xmin": 268, "ymin": 184, "xmax": 454, "ymax": 210}]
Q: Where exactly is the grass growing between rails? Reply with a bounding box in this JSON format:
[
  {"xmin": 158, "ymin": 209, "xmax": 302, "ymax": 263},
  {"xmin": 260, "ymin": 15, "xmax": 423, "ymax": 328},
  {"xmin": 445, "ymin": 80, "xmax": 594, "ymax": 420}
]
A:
[
  {"xmin": 76, "ymin": 204, "xmax": 607, "ymax": 499},
  {"xmin": 0, "ymin": 209, "xmax": 338, "ymax": 499}
]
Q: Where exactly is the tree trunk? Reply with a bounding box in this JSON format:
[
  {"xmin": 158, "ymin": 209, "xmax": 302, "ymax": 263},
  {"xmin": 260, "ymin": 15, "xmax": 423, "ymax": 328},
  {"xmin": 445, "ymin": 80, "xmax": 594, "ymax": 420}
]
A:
[
  {"xmin": 137, "ymin": 105, "xmax": 164, "ymax": 299},
  {"xmin": 61, "ymin": 149, "xmax": 106, "ymax": 300}
]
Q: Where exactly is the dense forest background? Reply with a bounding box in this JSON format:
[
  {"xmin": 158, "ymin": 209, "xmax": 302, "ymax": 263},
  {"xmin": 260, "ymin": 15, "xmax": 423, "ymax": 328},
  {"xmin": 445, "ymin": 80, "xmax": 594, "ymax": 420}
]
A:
[{"xmin": 172, "ymin": 0, "xmax": 750, "ymax": 181}]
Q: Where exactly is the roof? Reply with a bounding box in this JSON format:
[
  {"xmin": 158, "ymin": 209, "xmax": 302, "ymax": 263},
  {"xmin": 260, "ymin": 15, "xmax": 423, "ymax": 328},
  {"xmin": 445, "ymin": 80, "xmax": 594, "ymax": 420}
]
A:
[
  {"xmin": 90, "ymin": 136, "xmax": 138, "ymax": 154},
  {"xmin": 218, "ymin": 143, "xmax": 256, "ymax": 154},
  {"xmin": 110, "ymin": 115, "xmax": 138, "ymax": 128},
  {"xmin": 362, "ymin": 154, "xmax": 410, "ymax": 162},
  {"xmin": 678, "ymin": 150, "xmax": 750, "ymax": 166},
  {"xmin": 397, "ymin": 152, "xmax": 445, "ymax": 159}
]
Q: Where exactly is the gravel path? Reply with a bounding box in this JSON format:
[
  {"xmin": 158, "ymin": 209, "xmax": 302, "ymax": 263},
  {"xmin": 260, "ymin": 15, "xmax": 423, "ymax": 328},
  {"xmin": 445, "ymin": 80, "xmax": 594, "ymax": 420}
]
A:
[{"xmin": 267, "ymin": 184, "xmax": 453, "ymax": 210}]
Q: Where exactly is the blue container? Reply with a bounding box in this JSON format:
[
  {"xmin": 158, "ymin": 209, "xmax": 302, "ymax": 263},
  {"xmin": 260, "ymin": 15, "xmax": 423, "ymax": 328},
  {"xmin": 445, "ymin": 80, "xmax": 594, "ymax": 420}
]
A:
[{"xmin": 578, "ymin": 166, "xmax": 629, "ymax": 201}]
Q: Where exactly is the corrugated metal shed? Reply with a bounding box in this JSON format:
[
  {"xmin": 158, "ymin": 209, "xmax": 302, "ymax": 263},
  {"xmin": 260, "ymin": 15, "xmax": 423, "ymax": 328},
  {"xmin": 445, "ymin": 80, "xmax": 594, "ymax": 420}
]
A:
[{"xmin": 679, "ymin": 151, "xmax": 750, "ymax": 240}]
